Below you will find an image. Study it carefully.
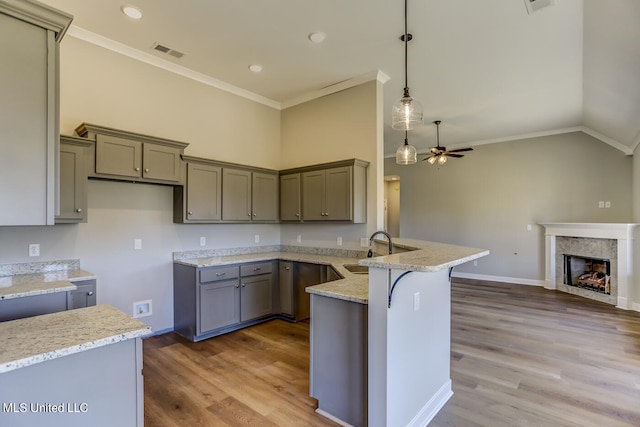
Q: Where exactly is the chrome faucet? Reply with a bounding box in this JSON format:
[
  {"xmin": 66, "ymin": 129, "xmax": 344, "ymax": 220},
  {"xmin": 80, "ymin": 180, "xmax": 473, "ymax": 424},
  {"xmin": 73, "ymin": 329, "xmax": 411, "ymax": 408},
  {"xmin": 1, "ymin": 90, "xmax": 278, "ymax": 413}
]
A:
[{"xmin": 367, "ymin": 231, "xmax": 393, "ymax": 257}]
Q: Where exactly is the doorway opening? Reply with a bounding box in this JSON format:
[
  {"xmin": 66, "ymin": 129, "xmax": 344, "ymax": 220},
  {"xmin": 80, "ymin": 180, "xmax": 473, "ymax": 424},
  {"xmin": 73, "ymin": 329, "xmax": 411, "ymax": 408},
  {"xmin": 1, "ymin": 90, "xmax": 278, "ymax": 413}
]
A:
[{"xmin": 384, "ymin": 175, "xmax": 401, "ymax": 237}]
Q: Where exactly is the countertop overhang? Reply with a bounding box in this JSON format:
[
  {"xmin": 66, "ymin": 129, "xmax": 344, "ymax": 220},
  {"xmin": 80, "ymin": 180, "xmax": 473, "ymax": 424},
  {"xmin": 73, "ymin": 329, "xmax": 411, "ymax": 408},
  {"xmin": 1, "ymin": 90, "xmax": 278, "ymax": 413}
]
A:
[
  {"xmin": 0, "ymin": 304, "xmax": 151, "ymax": 373},
  {"xmin": 0, "ymin": 268, "xmax": 96, "ymax": 300}
]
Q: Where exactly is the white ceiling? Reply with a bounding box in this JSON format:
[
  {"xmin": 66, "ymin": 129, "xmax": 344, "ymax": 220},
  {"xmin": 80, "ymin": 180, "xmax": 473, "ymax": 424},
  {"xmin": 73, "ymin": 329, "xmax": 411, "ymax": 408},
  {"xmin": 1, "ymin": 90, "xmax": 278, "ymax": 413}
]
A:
[{"xmin": 39, "ymin": 0, "xmax": 640, "ymax": 157}]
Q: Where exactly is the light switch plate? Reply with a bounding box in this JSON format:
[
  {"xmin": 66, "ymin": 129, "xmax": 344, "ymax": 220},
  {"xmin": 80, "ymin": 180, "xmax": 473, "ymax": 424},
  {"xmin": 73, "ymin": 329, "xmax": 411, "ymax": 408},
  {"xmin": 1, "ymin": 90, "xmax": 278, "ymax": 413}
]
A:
[{"xmin": 134, "ymin": 239, "xmax": 142, "ymax": 250}]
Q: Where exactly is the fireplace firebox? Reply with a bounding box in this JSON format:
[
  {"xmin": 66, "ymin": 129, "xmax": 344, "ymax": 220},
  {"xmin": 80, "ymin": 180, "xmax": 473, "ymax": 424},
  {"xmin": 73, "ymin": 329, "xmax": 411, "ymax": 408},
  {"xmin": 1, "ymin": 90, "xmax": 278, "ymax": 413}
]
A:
[{"xmin": 563, "ymin": 254, "xmax": 611, "ymax": 295}]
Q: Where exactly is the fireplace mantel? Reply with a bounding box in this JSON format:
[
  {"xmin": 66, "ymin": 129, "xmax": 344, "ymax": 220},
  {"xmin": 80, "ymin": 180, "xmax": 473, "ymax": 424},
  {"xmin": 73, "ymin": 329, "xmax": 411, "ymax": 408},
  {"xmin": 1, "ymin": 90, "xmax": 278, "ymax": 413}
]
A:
[{"xmin": 540, "ymin": 223, "xmax": 640, "ymax": 311}]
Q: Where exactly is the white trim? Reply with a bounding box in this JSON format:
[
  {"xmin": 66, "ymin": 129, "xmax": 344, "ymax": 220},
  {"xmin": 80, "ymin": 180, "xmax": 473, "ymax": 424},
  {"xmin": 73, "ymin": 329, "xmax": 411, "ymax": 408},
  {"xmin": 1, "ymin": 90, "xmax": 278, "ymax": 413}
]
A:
[
  {"xmin": 406, "ymin": 380, "xmax": 453, "ymax": 427},
  {"xmin": 67, "ymin": 25, "xmax": 388, "ymax": 112},
  {"xmin": 452, "ymin": 272, "xmax": 545, "ymax": 287},
  {"xmin": 633, "ymin": 302, "xmax": 640, "ymax": 312},
  {"xmin": 580, "ymin": 126, "xmax": 634, "ymax": 155},
  {"xmin": 314, "ymin": 409, "xmax": 354, "ymax": 427},
  {"xmin": 280, "ymin": 70, "xmax": 390, "ymax": 109},
  {"xmin": 67, "ymin": 25, "xmax": 281, "ymax": 109}
]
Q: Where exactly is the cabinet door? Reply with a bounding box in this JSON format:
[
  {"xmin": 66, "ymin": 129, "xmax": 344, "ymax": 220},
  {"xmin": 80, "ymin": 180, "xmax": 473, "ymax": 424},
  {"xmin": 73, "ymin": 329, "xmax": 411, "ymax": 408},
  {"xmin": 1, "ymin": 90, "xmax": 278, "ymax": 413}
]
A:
[
  {"xmin": 143, "ymin": 143, "xmax": 181, "ymax": 182},
  {"xmin": 95, "ymin": 135, "xmax": 142, "ymax": 178},
  {"xmin": 70, "ymin": 280, "xmax": 97, "ymax": 309},
  {"xmin": 0, "ymin": 14, "xmax": 54, "ymax": 225},
  {"xmin": 186, "ymin": 163, "xmax": 221, "ymax": 221},
  {"xmin": 222, "ymin": 168, "xmax": 252, "ymax": 221},
  {"xmin": 279, "ymin": 261, "xmax": 294, "ymax": 316},
  {"xmin": 252, "ymin": 172, "xmax": 278, "ymax": 221},
  {"xmin": 240, "ymin": 275, "xmax": 273, "ymax": 322},
  {"xmin": 325, "ymin": 166, "xmax": 352, "ymax": 221},
  {"xmin": 280, "ymin": 174, "xmax": 301, "ymax": 221},
  {"xmin": 198, "ymin": 279, "xmax": 240, "ymax": 334},
  {"xmin": 57, "ymin": 143, "xmax": 87, "ymax": 222},
  {"xmin": 302, "ymin": 170, "xmax": 326, "ymax": 221}
]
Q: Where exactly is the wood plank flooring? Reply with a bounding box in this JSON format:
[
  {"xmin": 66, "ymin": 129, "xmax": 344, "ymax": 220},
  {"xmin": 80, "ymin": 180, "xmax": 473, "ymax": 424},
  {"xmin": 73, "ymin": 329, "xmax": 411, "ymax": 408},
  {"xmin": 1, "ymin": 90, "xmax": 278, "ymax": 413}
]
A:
[{"xmin": 144, "ymin": 280, "xmax": 640, "ymax": 426}]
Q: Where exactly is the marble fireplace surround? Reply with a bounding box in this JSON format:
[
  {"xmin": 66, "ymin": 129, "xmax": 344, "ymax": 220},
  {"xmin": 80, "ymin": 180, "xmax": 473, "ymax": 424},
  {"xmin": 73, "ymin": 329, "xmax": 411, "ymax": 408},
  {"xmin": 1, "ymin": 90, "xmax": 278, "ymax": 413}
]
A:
[{"xmin": 541, "ymin": 223, "xmax": 640, "ymax": 311}]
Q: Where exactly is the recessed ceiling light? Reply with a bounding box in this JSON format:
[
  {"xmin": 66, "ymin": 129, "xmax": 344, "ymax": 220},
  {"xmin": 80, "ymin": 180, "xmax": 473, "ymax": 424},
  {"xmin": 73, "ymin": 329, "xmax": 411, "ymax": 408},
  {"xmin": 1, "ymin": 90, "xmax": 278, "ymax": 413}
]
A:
[
  {"xmin": 121, "ymin": 5, "xmax": 143, "ymax": 20},
  {"xmin": 309, "ymin": 32, "xmax": 326, "ymax": 43},
  {"xmin": 249, "ymin": 64, "xmax": 263, "ymax": 73}
]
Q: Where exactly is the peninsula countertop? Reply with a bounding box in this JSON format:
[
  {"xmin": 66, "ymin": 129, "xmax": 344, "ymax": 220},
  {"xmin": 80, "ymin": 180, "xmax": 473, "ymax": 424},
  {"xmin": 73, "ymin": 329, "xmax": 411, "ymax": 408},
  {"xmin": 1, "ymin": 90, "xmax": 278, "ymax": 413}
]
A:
[
  {"xmin": 0, "ymin": 304, "xmax": 151, "ymax": 373},
  {"xmin": 0, "ymin": 269, "xmax": 96, "ymax": 300}
]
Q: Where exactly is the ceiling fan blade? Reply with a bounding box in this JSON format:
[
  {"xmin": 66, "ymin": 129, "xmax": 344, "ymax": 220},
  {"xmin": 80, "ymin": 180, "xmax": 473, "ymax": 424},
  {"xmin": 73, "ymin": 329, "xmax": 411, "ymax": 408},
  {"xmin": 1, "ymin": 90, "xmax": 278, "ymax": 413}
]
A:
[
  {"xmin": 447, "ymin": 147, "xmax": 474, "ymax": 153},
  {"xmin": 447, "ymin": 153, "xmax": 465, "ymax": 158}
]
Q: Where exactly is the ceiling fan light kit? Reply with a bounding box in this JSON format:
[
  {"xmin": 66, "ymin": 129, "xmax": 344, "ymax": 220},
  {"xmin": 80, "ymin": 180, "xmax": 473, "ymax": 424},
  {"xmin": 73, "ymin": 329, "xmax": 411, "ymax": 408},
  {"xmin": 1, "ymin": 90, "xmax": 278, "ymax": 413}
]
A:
[
  {"xmin": 394, "ymin": 0, "xmax": 422, "ymax": 165},
  {"xmin": 423, "ymin": 120, "xmax": 474, "ymax": 166}
]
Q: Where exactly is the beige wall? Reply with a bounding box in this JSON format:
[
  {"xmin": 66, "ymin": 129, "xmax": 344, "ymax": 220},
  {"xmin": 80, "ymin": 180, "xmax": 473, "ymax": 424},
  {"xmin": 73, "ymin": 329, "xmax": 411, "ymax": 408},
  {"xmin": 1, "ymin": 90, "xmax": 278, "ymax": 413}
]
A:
[
  {"xmin": 385, "ymin": 131, "xmax": 633, "ymax": 283},
  {"xmin": 280, "ymin": 80, "xmax": 384, "ymax": 249},
  {"xmin": 634, "ymin": 142, "xmax": 640, "ymax": 222},
  {"xmin": 59, "ymin": 37, "xmax": 281, "ymax": 169},
  {"xmin": 384, "ymin": 180, "xmax": 400, "ymax": 237}
]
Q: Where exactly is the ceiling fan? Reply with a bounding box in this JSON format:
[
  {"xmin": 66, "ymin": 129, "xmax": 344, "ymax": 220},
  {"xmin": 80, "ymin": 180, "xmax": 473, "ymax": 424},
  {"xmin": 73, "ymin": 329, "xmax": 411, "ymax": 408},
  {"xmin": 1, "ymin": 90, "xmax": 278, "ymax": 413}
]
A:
[{"xmin": 423, "ymin": 120, "xmax": 473, "ymax": 166}]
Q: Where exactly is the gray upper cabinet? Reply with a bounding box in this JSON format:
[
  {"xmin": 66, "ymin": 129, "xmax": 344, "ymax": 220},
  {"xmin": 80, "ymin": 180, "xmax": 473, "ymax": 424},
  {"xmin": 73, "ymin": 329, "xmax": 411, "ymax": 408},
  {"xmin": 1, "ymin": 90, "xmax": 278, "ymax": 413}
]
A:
[
  {"xmin": 222, "ymin": 168, "xmax": 278, "ymax": 223},
  {"xmin": 174, "ymin": 158, "xmax": 222, "ymax": 223},
  {"xmin": 56, "ymin": 135, "xmax": 92, "ymax": 223},
  {"xmin": 282, "ymin": 159, "xmax": 368, "ymax": 223},
  {"xmin": 0, "ymin": 1, "xmax": 72, "ymax": 225},
  {"xmin": 75, "ymin": 123, "xmax": 188, "ymax": 185},
  {"xmin": 222, "ymin": 168, "xmax": 252, "ymax": 221},
  {"xmin": 279, "ymin": 173, "xmax": 301, "ymax": 221}
]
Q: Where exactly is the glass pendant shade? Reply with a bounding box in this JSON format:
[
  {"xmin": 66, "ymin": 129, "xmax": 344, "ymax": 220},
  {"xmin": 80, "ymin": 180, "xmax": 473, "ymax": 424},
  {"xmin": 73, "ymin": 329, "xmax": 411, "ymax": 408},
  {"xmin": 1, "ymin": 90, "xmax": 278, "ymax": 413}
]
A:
[
  {"xmin": 426, "ymin": 155, "xmax": 437, "ymax": 165},
  {"xmin": 391, "ymin": 92, "xmax": 423, "ymax": 130},
  {"xmin": 437, "ymin": 154, "xmax": 447, "ymax": 165},
  {"xmin": 396, "ymin": 137, "xmax": 417, "ymax": 165}
]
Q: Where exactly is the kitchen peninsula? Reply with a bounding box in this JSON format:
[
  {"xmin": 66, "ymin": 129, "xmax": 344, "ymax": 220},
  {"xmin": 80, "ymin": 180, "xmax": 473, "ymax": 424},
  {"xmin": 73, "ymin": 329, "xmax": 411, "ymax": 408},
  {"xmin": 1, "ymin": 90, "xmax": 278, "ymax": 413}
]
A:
[{"xmin": 307, "ymin": 238, "xmax": 489, "ymax": 427}]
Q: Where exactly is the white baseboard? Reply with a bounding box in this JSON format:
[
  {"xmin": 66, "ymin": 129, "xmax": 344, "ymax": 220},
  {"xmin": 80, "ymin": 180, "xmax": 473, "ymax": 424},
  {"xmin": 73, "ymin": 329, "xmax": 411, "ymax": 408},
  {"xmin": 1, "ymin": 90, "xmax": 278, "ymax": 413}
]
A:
[
  {"xmin": 452, "ymin": 272, "xmax": 545, "ymax": 287},
  {"xmin": 315, "ymin": 409, "xmax": 354, "ymax": 427},
  {"xmin": 406, "ymin": 380, "xmax": 453, "ymax": 427}
]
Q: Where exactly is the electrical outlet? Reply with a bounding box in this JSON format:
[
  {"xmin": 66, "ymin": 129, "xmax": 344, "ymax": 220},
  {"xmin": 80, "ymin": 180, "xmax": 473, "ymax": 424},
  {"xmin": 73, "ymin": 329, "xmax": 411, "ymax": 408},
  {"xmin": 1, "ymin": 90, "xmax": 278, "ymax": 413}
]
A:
[
  {"xmin": 297, "ymin": 235, "xmax": 302, "ymax": 243},
  {"xmin": 337, "ymin": 236, "xmax": 342, "ymax": 246},
  {"xmin": 473, "ymin": 260, "xmax": 478, "ymax": 266},
  {"xmin": 414, "ymin": 292, "xmax": 420, "ymax": 312},
  {"xmin": 526, "ymin": 224, "xmax": 532, "ymax": 231},
  {"xmin": 360, "ymin": 238, "xmax": 369, "ymax": 247},
  {"xmin": 28, "ymin": 244, "xmax": 40, "ymax": 257},
  {"xmin": 134, "ymin": 239, "xmax": 142, "ymax": 250},
  {"xmin": 605, "ymin": 201, "xmax": 611, "ymax": 208},
  {"xmin": 598, "ymin": 201, "xmax": 605, "ymax": 208},
  {"xmin": 133, "ymin": 300, "xmax": 152, "ymax": 318},
  {"xmin": 200, "ymin": 236, "xmax": 206, "ymax": 246},
  {"xmin": 254, "ymin": 234, "xmax": 260, "ymax": 243}
]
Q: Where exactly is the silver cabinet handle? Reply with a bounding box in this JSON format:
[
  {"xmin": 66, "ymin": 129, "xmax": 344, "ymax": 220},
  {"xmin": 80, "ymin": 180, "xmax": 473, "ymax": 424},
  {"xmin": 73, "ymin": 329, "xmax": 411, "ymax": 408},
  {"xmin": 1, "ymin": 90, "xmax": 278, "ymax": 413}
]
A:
[
  {"xmin": 285, "ymin": 267, "xmax": 290, "ymax": 271},
  {"xmin": 188, "ymin": 211, "xmax": 193, "ymax": 215},
  {"xmin": 241, "ymin": 283, "xmax": 246, "ymax": 287},
  {"xmin": 295, "ymin": 213, "xmax": 300, "ymax": 217},
  {"xmin": 135, "ymin": 167, "xmax": 140, "ymax": 171},
  {"xmin": 145, "ymin": 168, "xmax": 149, "ymax": 173},
  {"xmin": 87, "ymin": 291, "xmax": 94, "ymax": 296},
  {"xmin": 253, "ymin": 213, "xmax": 257, "ymax": 217},
  {"xmin": 252, "ymin": 267, "xmax": 261, "ymax": 271},
  {"xmin": 75, "ymin": 208, "xmax": 83, "ymax": 213},
  {"xmin": 235, "ymin": 284, "xmax": 239, "ymax": 288},
  {"xmin": 215, "ymin": 272, "xmax": 226, "ymax": 276},
  {"xmin": 248, "ymin": 213, "xmax": 252, "ymax": 217}
]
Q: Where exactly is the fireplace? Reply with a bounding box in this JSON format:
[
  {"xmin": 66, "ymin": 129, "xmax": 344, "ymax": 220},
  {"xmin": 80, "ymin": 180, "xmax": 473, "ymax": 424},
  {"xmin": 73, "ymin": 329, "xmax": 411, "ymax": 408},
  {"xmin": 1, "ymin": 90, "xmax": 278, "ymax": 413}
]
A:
[
  {"xmin": 541, "ymin": 223, "xmax": 640, "ymax": 311},
  {"xmin": 563, "ymin": 254, "xmax": 610, "ymax": 295}
]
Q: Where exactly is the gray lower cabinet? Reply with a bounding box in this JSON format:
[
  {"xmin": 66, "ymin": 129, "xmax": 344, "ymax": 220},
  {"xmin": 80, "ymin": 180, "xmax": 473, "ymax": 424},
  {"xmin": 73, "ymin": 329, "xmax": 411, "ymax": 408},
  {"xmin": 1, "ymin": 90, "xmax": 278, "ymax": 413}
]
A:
[
  {"xmin": 69, "ymin": 279, "xmax": 97, "ymax": 309},
  {"xmin": 279, "ymin": 261, "xmax": 294, "ymax": 317},
  {"xmin": 174, "ymin": 261, "xmax": 276, "ymax": 341},
  {"xmin": 0, "ymin": 279, "xmax": 96, "ymax": 322}
]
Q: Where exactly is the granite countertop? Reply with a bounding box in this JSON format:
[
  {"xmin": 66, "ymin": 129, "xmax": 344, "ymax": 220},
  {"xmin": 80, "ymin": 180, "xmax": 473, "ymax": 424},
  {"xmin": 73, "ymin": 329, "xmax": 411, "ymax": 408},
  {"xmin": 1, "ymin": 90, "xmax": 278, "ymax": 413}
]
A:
[
  {"xmin": 359, "ymin": 238, "xmax": 489, "ymax": 272},
  {"xmin": 0, "ymin": 304, "xmax": 151, "ymax": 373},
  {"xmin": 174, "ymin": 238, "xmax": 489, "ymax": 305},
  {"xmin": 0, "ymin": 269, "xmax": 97, "ymax": 300},
  {"xmin": 176, "ymin": 250, "xmax": 370, "ymax": 304}
]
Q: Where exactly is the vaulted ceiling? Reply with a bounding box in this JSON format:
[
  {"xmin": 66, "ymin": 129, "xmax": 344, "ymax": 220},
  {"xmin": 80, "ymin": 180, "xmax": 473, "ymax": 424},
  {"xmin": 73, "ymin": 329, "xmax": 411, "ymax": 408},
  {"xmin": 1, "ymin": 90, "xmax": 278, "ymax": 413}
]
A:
[{"xmin": 39, "ymin": 0, "xmax": 640, "ymax": 157}]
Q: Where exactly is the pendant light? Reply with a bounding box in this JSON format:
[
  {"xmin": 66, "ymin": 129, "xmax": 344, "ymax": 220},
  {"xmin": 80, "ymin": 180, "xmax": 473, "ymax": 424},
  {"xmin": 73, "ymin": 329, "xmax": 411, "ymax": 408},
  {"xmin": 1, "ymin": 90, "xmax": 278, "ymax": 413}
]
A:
[
  {"xmin": 391, "ymin": 0, "xmax": 423, "ymax": 131},
  {"xmin": 395, "ymin": 131, "xmax": 417, "ymax": 165}
]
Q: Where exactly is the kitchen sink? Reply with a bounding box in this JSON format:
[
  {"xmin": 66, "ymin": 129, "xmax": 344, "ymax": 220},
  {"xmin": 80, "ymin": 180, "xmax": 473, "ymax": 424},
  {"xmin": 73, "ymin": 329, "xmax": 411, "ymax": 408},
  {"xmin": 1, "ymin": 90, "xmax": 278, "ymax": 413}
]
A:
[{"xmin": 343, "ymin": 264, "xmax": 369, "ymax": 275}]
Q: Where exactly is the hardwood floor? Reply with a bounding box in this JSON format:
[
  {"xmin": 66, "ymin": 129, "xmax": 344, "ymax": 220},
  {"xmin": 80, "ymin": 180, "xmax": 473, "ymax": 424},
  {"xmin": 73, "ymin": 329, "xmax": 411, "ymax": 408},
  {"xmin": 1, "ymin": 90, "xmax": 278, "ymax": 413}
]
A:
[{"xmin": 144, "ymin": 280, "xmax": 640, "ymax": 426}]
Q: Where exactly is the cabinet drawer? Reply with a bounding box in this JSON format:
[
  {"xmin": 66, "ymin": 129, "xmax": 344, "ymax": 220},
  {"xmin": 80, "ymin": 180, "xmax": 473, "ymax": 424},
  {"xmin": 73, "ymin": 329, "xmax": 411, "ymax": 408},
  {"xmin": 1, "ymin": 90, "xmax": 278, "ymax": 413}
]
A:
[
  {"xmin": 199, "ymin": 266, "xmax": 239, "ymax": 284},
  {"xmin": 240, "ymin": 262, "xmax": 273, "ymax": 277}
]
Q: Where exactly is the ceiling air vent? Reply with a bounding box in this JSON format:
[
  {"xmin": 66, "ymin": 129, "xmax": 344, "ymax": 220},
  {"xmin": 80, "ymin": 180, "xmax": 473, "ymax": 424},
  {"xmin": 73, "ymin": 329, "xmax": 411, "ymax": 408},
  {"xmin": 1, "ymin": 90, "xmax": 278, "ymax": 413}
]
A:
[
  {"xmin": 151, "ymin": 42, "xmax": 185, "ymax": 59},
  {"xmin": 524, "ymin": 0, "xmax": 554, "ymax": 14}
]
